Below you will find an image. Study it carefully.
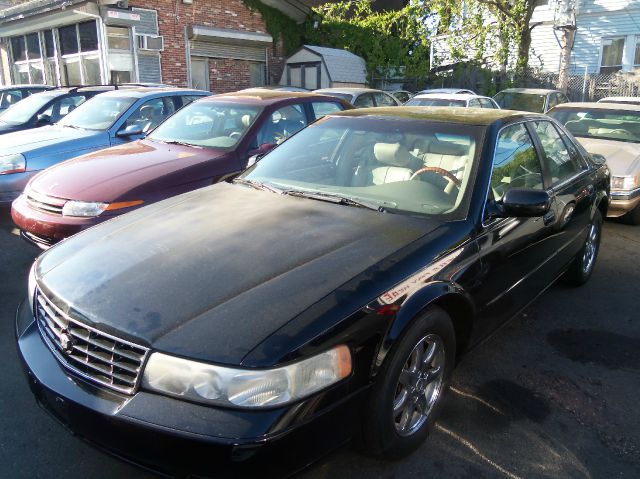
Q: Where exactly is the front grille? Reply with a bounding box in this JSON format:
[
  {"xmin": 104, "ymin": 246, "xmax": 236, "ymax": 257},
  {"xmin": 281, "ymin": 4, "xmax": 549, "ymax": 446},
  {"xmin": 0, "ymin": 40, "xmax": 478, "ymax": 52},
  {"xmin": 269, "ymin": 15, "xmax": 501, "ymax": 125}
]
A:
[
  {"xmin": 26, "ymin": 190, "xmax": 66, "ymax": 215},
  {"xmin": 35, "ymin": 289, "xmax": 149, "ymax": 394}
]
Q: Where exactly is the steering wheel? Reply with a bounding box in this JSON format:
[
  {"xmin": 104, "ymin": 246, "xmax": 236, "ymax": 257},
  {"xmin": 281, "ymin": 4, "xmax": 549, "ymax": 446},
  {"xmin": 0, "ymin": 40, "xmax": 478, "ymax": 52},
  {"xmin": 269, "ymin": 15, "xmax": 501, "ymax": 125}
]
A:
[
  {"xmin": 229, "ymin": 131, "xmax": 242, "ymax": 139},
  {"xmin": 410, "ymin": 166, "xmax": 462, "ymax": 188}
]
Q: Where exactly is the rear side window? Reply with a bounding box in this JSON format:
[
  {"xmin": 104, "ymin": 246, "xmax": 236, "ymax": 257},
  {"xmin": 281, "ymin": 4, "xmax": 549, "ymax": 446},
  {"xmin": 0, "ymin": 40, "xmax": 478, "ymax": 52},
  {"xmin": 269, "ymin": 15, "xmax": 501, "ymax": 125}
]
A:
[
  {"xmin": 468, "ymin": 99, "xmax": 481, "ymax": 108},
  {"xmin": 491, "ymin": 123, "xmax": 544, "ymax": 201},
  {"xmin": 1, "ymin": 90, "xmax": 24, "ymax": 108},
  {"xmin": 311, "ymin": 101, "xmax": 343, "ymax": 119},
  {"xmin": 354, "ymin": 94, "xmax": 374, "ymax": 108},
  {"xmin": 533, "ymin": 121, "xmax": 585, "ymax": 184},
  {"xmin": 479, "ymin": 98, "xmax": 497, "ymax": 109},
  {"xmin": 374, "ymin": 92, "xmax": 397, "ymax": 106}
]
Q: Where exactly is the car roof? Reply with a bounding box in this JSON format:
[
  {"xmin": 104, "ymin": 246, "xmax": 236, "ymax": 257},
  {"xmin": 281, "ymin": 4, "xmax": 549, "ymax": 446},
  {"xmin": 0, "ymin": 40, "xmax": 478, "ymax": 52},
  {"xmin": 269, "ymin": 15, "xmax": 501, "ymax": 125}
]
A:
[
  {"xmin": 0, "ymin": 84, "xmax": 52, "ymax": 90},
  {"xmin": 94, "ymin": 87, "xmax": 208, "ymax": 98},
  {"xmin": 412, "ymin": 93, "xmax": 482, "ymax": 100},
  {"xmin": 208, "ymin": 89, "xmax": 342, "ymax": 104},
  {"xmin": 418, "ymin": 88, "xmax": 475, "ymax": 94},
  {"xmin": 497, "ymin": 88, "xmax": 560, "ymax": 95},
  {"xmin": 598, "ymin": 96, "xmax": 640, "ymax": 103},
  {"xmin": 329, "ymin": 106, "xmax": 542, "ymax": 125},
  {"xmin": 550, "ymin": 101, "xmax": 640, "ymax": 112},
  {"xmin": 314, "ymin": 88, "xmax": 385, "ymax": 94}
]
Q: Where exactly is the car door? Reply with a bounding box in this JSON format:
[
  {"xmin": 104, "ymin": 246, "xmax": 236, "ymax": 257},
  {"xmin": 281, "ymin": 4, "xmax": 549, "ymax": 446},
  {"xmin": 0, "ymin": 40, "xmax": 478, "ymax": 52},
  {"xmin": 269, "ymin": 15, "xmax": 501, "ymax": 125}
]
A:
[
  {"xmin": 530, "ymin": 120, "xmax": 594, "ymax": 269},
  {"xmin": 473, "ymin": 121, "xmax": 561, "ymax": 336}
]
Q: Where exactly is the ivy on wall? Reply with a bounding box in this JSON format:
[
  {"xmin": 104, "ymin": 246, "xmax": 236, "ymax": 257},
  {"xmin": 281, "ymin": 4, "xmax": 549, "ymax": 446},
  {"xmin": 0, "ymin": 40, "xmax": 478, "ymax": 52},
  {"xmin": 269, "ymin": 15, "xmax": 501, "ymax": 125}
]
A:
[{"xmin": 242, "ymin": 0, "xmax": 302, "ymax": 54}]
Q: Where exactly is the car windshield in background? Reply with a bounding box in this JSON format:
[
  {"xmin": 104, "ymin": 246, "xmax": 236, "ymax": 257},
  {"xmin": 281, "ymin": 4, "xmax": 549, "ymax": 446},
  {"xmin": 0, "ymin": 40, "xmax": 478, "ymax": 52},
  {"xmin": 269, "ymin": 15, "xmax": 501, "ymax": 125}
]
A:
[
  {"xmin": 494, "ymin": 92, "xmax": 546, "ymax": 112},
  {"xmin": 549, "ymin": 108, "xmax": 640, "ymax": 143},
  {"xmin": 0, "ymin": 92, "xmax": 57, "ymax": 124},
  {"xmin": 243, "ymin": 116, "xmax": 481, "ymax": 218},
  {"xmin": 405, "ymin": 98, "xmax": 466, "ymax": 107},
  {"xmin": 149, "ymin": 102, "xmax": 261, "ymax": 149},
  {"xmin": 58, "ymin": 96, "xmax": 137, "ymax": 131}
]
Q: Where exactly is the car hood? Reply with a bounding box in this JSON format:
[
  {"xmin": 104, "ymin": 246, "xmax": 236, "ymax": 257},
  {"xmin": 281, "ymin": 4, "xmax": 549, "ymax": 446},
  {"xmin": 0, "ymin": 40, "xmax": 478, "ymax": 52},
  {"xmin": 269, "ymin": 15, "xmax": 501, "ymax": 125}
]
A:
[
  {"xmin": 36, "ymin": 182, "xmax": 439, "ymax": 365},
  {"xmin": 1, "ymin": 125, "xmax": 101, "ymax": 158},
  {"xmin": 577, "ymin": 137, "xmax": 640, "ymax": 176},
  {"xmin": 28, "ymin": 139, "xmax": 228, "ymax": 202}
]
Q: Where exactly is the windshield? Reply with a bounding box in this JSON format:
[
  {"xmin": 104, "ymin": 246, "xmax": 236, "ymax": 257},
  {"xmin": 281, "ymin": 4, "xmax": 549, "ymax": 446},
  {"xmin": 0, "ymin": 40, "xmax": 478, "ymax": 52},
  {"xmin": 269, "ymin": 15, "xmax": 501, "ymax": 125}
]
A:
[
  {"xmin": 549, "ymin": 108, "xmax": 640, "ymax": 143},
  {"xmin": 494, "ymin": 92, "xmax": 546, "ymax": 113},
  {"xmin": 0, "ymin": 92, "xmax": 57, "ymax": 124},
  {"xmin": 149, "ymin": 101, "xmax": 261, "ymax": 149},
  {"xmin": 405, "ymin": 98, "xmax": 466, "ymax": 107},
  {"xmin": 58, "ymin": 95, "xmax": 137, "ymax": 130},
  {"xmin": 242, "ymin": 116, "xmax": 482, "ymax": 218}
]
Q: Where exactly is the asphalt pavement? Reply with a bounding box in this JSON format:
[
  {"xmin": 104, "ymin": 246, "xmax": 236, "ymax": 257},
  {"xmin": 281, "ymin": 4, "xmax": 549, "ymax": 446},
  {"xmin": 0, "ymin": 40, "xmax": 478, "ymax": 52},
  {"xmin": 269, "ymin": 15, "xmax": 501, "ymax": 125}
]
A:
[{"xmin": 1, "ymin": 206, "xmax": 638, "ymax": 479}]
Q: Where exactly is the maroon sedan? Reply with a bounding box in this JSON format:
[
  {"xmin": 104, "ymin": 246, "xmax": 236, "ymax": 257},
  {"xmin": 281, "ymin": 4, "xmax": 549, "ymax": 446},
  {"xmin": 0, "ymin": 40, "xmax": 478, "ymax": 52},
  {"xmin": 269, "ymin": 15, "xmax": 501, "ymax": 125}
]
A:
[{"xmin": 12, "ymin": 90, "xmax": 352, "ymax": 248}]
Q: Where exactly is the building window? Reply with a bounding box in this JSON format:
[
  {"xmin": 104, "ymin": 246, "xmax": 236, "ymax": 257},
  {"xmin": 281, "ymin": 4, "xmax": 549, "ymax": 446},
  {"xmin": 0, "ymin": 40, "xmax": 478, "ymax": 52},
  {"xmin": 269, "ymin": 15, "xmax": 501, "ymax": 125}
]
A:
[
  {"xmin": 249, "ymin": 63, "xmax": 266, "ymax": 87},
  {"xmin": 635, "ymin": 36, "xmax": 640, "ymax": 68},
  {"xmin": 59, "ymin": 21, "xmax": 101, "ymax": 85},
  {"xmin": 601, "ymin": 37, "xmax": 625, "ymax": 74},
  {"xmin": 10, "ymin": 33, "xmax": 45, "ymax": 84},
  {"xmin": 107, "ymin": 26, "xmax": 134, "ymax": 84}
]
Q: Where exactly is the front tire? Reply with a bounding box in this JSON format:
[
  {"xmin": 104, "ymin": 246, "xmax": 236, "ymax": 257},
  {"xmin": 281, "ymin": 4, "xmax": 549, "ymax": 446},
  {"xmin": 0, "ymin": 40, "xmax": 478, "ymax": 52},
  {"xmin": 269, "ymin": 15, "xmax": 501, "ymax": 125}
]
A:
[
  {"xmin": 362, "ymin": 306, "xmax": 455, "ymax": 458},
  {"xmin": 563, "ymin": 209, "xmax": 602, "ymax": 286}
]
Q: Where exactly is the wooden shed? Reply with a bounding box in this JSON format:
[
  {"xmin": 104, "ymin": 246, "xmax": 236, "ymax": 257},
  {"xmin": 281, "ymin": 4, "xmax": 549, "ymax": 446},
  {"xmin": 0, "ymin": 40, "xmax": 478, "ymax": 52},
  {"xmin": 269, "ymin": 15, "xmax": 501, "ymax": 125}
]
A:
[{"xmin": 279, "ymin": 45, "xmax": 367, "ymax": 90}]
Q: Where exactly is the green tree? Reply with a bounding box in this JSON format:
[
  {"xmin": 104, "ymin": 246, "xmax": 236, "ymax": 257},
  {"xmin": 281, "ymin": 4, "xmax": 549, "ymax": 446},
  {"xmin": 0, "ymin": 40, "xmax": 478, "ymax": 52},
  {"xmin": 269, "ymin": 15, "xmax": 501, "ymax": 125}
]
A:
[{"xmin": 304, "ymin": 0, "xmax": 431, "ymax": 83}]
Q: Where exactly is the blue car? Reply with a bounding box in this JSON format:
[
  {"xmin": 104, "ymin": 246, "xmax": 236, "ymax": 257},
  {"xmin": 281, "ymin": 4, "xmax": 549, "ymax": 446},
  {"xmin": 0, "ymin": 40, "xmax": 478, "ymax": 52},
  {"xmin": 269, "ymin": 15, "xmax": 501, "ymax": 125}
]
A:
[{"xmin": 0, "ymin": 87, "xmax": 209, "ymax": 203}]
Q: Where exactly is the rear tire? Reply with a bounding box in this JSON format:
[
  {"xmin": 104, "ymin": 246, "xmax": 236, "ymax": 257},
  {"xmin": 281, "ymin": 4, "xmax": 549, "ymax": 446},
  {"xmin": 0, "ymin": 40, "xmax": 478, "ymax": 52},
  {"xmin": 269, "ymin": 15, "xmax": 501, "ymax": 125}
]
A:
[
  {"xmin": 562, "ymin": 210, "xmax": 602, "ymax": 286},
  {"xmin": 622, "ymin": 205, "xmax": 640, "ymax": 225},
  {"xmin": 361, "ymin": 306, "xmax": 455, "ymax": 458}
]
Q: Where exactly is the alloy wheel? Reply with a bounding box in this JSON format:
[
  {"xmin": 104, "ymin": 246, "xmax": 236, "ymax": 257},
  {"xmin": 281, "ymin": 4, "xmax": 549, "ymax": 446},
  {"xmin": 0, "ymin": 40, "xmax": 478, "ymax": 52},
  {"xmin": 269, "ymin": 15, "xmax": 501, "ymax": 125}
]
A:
[
  {"xmin": 392, "ymin": 334, "xmax": 445, "ymax": 437},
  {"xmin": 582, "ymin": 222, "xmax": 599, "ymax": 274}
]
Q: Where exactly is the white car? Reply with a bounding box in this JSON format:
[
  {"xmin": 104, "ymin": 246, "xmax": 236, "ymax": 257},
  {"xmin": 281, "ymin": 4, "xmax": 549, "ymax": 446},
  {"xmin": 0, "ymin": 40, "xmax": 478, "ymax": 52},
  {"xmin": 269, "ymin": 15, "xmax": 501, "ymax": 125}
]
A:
[
  {"xmin": 405, "ymin": 93, "xmax": 500, "ymax": 109},
  {"xmin": 598, "ymin": 96, "xmax": 640, "ymax": 106}
]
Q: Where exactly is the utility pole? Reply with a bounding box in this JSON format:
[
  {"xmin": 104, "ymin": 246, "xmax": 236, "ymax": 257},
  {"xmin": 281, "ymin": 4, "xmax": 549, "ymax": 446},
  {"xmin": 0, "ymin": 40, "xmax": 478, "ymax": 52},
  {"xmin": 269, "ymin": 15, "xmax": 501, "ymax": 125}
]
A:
[{"xmin": 554, "ymin": 0, "xmax": 577, "ymax": 94}]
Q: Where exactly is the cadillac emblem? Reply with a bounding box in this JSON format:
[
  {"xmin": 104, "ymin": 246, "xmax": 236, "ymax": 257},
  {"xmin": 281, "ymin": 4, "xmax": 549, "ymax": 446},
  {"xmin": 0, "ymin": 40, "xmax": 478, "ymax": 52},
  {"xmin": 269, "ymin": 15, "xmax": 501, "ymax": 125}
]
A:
[{"xmin": 59, "ymin": 331, "xmax": 74, "ymax": 354}]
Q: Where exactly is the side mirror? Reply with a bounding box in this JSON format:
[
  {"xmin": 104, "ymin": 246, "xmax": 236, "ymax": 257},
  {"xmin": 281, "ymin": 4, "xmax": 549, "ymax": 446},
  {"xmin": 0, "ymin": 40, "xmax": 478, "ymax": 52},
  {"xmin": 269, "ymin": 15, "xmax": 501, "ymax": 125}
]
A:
[
  {"xmin": 492, "ymin": 188, "xmax": 551, "ymax": 218},
  {"xmin": 590, "ymin": 152, "xmax": 606, "ymax": 165},
  {"xmin": 246, "ymin": 142, "xmax": 277, "ymax": 168},
  {"xmin": 36, "ymin": 113, "xmax": 51, "ymax": 126},
  {"xmin": 116, "ymin": 124, "xmax": 144, "ymax": 138}
]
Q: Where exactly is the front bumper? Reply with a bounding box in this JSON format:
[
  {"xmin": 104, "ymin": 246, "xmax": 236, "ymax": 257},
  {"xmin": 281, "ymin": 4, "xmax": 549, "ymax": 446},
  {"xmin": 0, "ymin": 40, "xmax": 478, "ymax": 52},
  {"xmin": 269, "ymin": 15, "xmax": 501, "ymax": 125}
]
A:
[
  {"xmin": 11, "ymin": 194, "xmax": 99, "ymax": 248},
  {"xmin": 15, "ymin": 301, "xmax": 364, "ymax": 477},
  {"xmin": 608, "ymin": 188, "xmax": 640, "ymax": 217},
  {"xmin": 0, "ymin": 170, "xmax": 38, "ymax": 204}
]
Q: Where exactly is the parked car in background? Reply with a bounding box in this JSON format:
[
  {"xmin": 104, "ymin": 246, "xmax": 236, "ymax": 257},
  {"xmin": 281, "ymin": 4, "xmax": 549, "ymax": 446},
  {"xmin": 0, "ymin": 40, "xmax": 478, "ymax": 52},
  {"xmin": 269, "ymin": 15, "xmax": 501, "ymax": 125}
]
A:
[
  {"xmin": 0, "ymin": 87, "xmax": 208, "ymax": 204},
  {"xmin": 0, "ymin": 84, "xmax": 52, "ymax": 113},
  {"xmin": 597, "ymin": 97, "xmax": 640, "ymax": 106},
  {"xmin": 12, "ymin": 90, "xmax": 351, "ymax": 247},
  {"xmin": 389, "ymin": 90, "xmax": 414, "ymax": 104},
  {"xmin": 17, "ymin": 107, "xmax": 608, "ymax": 477},
  {"xmin": 494, "ymin": 88, "xmax": 568, "ymax": 113},
  {"xmin": 549, "ymin": 102, "xmax": 640, "ymax": 223},
  {"xmin": 417, "ymin": 88, "xmax": 476, "ymax": 95},
  {"xmin": 313, "ymin": 87, "xmax": 401, "ymax": 107},
  {"xmin": 0, "ymin": 86, "xmax": 114, "ymax": 136},
  {"xmin": 244, "ymin": 86, "xmax": 310, "ymax": 92},
  {"xmin": 405, "ymin": 93, "xmax": 500, "ymax": 109}
]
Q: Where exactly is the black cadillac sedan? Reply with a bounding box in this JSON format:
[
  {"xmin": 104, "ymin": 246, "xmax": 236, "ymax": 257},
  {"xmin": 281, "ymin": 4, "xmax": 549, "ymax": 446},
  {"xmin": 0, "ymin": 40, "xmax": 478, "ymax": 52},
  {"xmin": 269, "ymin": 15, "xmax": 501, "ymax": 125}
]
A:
[{"xmin": 16, "ymin": 107, "xmax": 609, "ymax": 477}]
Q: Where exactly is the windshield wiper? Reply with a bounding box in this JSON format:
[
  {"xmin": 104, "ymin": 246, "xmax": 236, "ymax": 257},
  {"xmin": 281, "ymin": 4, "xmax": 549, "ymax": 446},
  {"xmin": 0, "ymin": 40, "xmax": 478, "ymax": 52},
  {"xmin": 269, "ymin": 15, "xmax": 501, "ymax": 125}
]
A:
[
  {"xmin": 161, "ymin": 140, "xmax": 202, "ymax": 148},
  {"xmin": 283, "ymin": 190, "xmax": 389, "ymax": 211},
  {"xmin": 62, "ymin": 124, "xmax": 84, "ymax": 130},
  {"xmin": 233, "ymin": 178, "xmax": 284, "ymax": 194}
]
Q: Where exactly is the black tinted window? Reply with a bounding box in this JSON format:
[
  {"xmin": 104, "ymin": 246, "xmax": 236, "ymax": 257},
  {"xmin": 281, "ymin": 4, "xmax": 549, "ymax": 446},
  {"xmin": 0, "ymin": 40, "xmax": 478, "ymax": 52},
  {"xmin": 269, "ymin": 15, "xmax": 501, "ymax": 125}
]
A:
[
  {"xmin": 492, "ymin": 123, "xmax": 544, "ymax": 200},
  {"xmin": 79, "ymin": 21, "xmax": 98, "ymax": 52},
  {"xmin": 59, "ymin": 25, "xmax": 79, "ymax": 55},
  {"xmin": 533, "ymin": 121, "xmax": 585, "ymax": 184},
  {"xmin": 26, "ymin": 33, "xmax": 41, "ymax": 59},
  {"xmin": 44, "ymin": 30, "xmax": 55, "ymax": 57},
  {"xmin": 11, "ymin": 37, "xmax": 26, "ymax": 61}
]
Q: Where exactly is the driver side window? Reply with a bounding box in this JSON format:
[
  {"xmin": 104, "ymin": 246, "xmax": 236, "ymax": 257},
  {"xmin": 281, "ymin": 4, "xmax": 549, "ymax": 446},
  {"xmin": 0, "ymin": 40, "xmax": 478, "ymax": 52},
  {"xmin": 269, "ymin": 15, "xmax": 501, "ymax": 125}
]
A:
[
  {"xmin": 124, "ymin": 98, "xmax": 166, "ymax": 133},
  {"xmin": 254, "ymin": 104, "xmax": 307, "ymax": 147},
  {"xmin": 491, "ymin": 123, "xmax": 544, "ymax": 201}
]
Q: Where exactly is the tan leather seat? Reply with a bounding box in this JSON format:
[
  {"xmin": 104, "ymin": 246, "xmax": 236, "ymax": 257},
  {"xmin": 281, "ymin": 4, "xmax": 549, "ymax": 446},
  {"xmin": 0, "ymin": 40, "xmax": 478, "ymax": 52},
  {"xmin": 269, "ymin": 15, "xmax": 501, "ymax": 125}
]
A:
[
  {"xmin": 422, "ymin": 141, "xmax": 469, "ymax": 193},
  {"xmin": 354, "ymin": 142, "xmax": 415, "ymax": 186}
]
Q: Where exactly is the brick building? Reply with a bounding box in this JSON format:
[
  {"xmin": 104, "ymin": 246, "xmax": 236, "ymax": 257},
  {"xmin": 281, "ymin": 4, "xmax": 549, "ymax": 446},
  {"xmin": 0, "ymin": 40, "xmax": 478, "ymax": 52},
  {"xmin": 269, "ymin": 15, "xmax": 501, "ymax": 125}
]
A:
[{"xmin": 0, "ymin": 0, "xmax": 309, "ymax": 92}]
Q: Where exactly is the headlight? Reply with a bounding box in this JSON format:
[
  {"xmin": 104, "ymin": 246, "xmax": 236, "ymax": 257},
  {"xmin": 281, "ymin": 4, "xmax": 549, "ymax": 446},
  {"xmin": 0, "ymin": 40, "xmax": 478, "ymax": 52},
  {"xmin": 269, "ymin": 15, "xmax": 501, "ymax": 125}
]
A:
[
  {"xmin": 62, "ymin": 200, "xmax": 108, "ymax": 217},
  {"xmin": 0, "ymin": 153, "xmax": 26, "ymax": 175},
  {"xmin": 27, "ymin": 263, "xmax": 37, "ymax": 314},
  {"xmin": 611, "ymin": 175, "xmax": 639, "ymax": 191},
  {"xmin": 142, "ymin": 345, "xmax": 352, "ymax": 408}
]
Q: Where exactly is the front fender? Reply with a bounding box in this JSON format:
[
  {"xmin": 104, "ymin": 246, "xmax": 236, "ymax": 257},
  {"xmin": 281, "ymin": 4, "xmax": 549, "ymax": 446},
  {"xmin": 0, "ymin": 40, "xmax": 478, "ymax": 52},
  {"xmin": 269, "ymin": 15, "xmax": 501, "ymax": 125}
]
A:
[{"xmin": 372, "ymin": 281, "xmax": 474, "ymax": 375}]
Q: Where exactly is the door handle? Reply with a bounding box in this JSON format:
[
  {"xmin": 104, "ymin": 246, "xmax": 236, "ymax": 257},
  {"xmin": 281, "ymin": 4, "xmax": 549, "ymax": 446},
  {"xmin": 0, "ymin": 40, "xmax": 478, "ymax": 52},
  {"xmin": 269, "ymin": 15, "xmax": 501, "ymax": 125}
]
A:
[{"xmin": 543, "ymin": 210, "xmax": 556, "ymax": 226}]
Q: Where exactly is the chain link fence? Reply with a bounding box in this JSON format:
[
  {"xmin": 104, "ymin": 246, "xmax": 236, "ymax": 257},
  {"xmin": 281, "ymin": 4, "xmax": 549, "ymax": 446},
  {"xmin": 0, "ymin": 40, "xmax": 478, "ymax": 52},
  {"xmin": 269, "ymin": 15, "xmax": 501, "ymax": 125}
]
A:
[{"xmin": 375, "ymin": 66, "xmax": 640, "ymax": 102}]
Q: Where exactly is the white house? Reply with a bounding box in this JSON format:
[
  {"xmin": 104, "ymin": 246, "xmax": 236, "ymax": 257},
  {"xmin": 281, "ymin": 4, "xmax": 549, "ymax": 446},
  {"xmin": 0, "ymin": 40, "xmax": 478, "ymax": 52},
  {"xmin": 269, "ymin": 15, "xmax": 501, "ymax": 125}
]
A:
[{"xmin": 433, "ymin": 0, "xmax": 640, "ymax": 76}]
